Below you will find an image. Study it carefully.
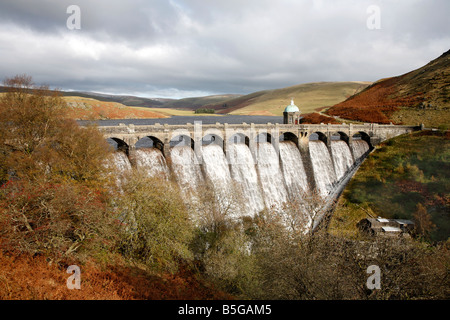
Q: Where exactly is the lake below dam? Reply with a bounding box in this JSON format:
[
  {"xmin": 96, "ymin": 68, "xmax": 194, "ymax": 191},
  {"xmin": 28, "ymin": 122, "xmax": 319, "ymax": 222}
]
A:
[{"xmin": 77, "ymin": 115, "xmax": 283, "ymax": 126}]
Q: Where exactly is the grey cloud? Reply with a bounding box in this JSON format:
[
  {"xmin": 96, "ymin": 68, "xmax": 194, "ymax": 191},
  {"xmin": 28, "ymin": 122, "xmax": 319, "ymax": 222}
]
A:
[{"xmin": 0, "ymin": 0, "xmax": 448, "ymax": 98}]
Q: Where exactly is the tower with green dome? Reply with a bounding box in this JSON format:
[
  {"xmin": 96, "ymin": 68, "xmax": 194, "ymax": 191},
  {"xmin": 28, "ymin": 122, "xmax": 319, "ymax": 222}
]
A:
[{"xmin": 283, "ymin": 98, "xmax": 301, "ymax": 124}]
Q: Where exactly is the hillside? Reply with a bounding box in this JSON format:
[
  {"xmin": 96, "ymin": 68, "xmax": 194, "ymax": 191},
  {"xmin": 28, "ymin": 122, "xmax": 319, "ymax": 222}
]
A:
[
  {"xmin": 55, "ymin": 82, "xmax": 371, "ymax": 120},
  {"xmin": 0, "ymin": 86, "xmax": 172, "ymax": 108},
  {"xmin": 0, "ymin": 249, "xmax": 231, "ymax": 300},
  {"xmin": 326, "ymin": 50, "xmax": 450, "ymax": 127},
  {"xmin": 330, "ymin": 130, "xmax": 450, "ymax": 242},
  {"xmin": 63, "ymin": 96, "xmax": 168, "ymax": 120},
  {"xmin": 1, "ymin": 81, "xmax": 371, "ymax": 120},
  {"xmin": 208, "ymin": 81, "xmax": 371, "ymax": 116},
  {"xmin": 159, "ymin": 94, "xmax": 241, "ymax": 110},
  {"xmin": 59, "ymin": 90, "xmax": 239, "ymax": 111},
  {"xmin": 62, "ymin": 91, "xmax": 174, "ymax": 108},
  {"xmin": 61, "ymin": 82, "xmax": 368, "ymax": 116}
]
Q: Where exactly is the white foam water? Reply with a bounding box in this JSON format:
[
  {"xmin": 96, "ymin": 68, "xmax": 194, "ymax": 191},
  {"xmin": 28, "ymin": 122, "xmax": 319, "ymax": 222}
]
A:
[
  {"xmin": 201, "ymin": 144, "xmax": 236, "ymax": 213},
  {"xmin": 279, "ymin": 141, "xmax": 309, "ymax": 201},
  {"xmin": 105, "ymin": 151, "xmax": 132, "ymax": 188},
  {"xmin": 169, "ymin": 146, "xmax": 204, "ymax": 201},
  {"xmin": 331, "ymin": 140, "xmax": 354, "ymax": 181},
  {"xmin": 351, "ymin": 140, "xmax": 370, "ymax": 163},
  {"xmin": 108, "ymin": 136, "xmax": 369, "ymax": 232},
  {"xmin": 133, "ymin": 148, "xmax": 170, "ymax": 179},
  {"xmin": 309, "ymin": 141, "xmax": 337, "ymax": 197},
  {"xmin": 255, "ymin": 142, "xmax": 288, "ymax": 211},
  {"xmin": 228, "ymin": 143, "xmax": 265, "ymax": 216},
  {"xmin": 110, "ymin": 151, "xmax": 132, "ymax": 173}
]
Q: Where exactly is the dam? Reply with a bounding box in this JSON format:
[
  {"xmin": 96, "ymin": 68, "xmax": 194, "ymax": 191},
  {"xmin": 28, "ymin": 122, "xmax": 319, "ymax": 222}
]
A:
[{"xmin": 99, "ymin": 121, "xmax": 420, "ymax": 230}]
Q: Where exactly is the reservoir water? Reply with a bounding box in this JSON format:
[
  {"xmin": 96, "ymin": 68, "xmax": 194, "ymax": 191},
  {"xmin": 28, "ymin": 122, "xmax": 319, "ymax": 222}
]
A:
[{"xmin": 78, "ymin": 115, "xmax": 283, "ymax": 126}]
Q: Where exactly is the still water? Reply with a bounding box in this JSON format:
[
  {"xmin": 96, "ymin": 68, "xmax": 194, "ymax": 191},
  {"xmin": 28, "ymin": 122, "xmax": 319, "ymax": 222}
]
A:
[{"xmin": 77, "ymin": 115, "xmax": 283, "ymax": 126}]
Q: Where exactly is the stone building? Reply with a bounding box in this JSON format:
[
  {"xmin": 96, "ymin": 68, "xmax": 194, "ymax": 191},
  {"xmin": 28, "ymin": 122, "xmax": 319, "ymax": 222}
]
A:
[
  {"xmin": 357, "ymin": 217, "xmax": 415, "ymax": 238},
  {"xmin": 283, "ymin": 99, "xmax": 301, "ymax": 124}
]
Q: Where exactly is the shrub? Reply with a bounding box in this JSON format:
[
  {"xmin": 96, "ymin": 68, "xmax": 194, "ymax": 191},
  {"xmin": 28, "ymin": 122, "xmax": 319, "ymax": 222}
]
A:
[
  {"xmin": 0, "ymin": 75, "xmax": 118, "ymax": 263},
  {"xmin": 116, "ymin": 173, "xmax": 195, "ymax": 273},
  {"xmin": 194, "ymin": 108, "xmax": 215, "ymax": 114},
  {"xmin": 0, "ymin": 180, "xmax": 120, "ymax": 263},
  {"xmin": 0, "ymin": 75, "xmax": 112, "ymax": 186}
]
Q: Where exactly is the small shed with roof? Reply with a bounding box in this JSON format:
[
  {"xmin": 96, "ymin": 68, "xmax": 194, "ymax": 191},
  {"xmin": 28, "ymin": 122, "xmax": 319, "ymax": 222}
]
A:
[{"xmin": 357, "ymin": 217, "xmax": 414, "ymax": 238}]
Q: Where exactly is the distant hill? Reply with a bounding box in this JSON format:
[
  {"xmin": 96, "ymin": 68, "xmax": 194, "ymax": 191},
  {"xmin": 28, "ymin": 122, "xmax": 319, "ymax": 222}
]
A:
[
  {"xmin": 206, "ymin": 81, "xmax": 371, "ymax": 116},
  {"xmin": 159, "ymin": 94, "xmax": 241, "ymax": 110},
  {"xmin": 62, "ymin": 96, "xmax": 168, "ymax": 120},
  {"xmin": 64, "ymin": 91, "xmax": 241, "ymax": 111},
  {"xmin": 0, "ymin": 86, "xmax": 239, "ymax": 119},
  {"xmin": 0, "ymin": 86, "xmax": 173, "ymax": 108},
  {"xmin": 326, "ymin": 50, "xmax": 450, "ymax": 127},
  {"xmin": 61, "ymin": 91, "xmax": 174, "ymax": 108},
  {"xmin": 0, "ymin": 80, "xmax": 372, "ymax": 121}
]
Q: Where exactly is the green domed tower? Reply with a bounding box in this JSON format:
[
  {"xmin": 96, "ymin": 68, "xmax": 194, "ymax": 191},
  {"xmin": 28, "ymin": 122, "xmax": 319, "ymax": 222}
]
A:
[{"xmin": 283, "ymin": 99, "xmax": 301, "ymax": 124}]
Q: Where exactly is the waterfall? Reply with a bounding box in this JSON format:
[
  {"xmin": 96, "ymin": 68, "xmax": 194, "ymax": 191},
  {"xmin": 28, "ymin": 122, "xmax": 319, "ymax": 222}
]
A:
[
  {"xmin": 201, "ymin": 144, "xmax": 231, "ymax": 190},
  {"xmin": 255, "ymin": 142, "xmax": 288, "ymax": 211},
  {"xmin": 279, "ymin": 141, "xmax": 309, "ymax": 200},
  {"xmin": 105, "ymin": 151, "xmax": 132, "ymax": 188},
  {"xmin": 110, "ymin": 151, "xmax": 132, "ymax": 173},
  {"xmin": 331, "ymin": 140, "xmax": 354, "ymax": 181},
  {"xmin": 351, "ymin": 140, "xmax": 370, "ymax": 163},
  {"xmin": 133, "ymin": 148, "xmax": 170, "ymax": 179},
  {"xmin": 228, "ymin": 143, "xmax": 265, "ymax": 216},
  {"xmin": 201, "ymin": 144, "xmax": 238, "ymax": 215},
  {"xmin": 169, "ymin": 146, "xmax": 204, "ymax": 201},
  {"xmin": 107, "ymin": 134, "xmax": 370, "ymax": 229},
  {"xmin": 309, "ymin": 141, "xmax": 337, "ymax": 197}
]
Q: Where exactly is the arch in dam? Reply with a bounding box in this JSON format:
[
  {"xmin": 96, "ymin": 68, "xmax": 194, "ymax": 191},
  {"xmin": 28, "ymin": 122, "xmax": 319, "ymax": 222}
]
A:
[
  {"xmin": 170, "ymin": 134, "xmax": 195, "ymax": 150},
  {"xmin": 135, "ymin": 136, "xmax": 165, "ymax": 153},
  {"xmin": 202, "ymin": 128, "xmax": 224, "ymax": 144},
  {"xmin": 309, "ymin": 131, "xmax": 328, "ymax": 145},
  {"xmin": 352, "ymin": 131, "xmax": 373, "ymax": 149},
  {"xmin": 202, "ymin": 133, "xmax": 224, "ymax": 147},
  {"xmin": 279, "ymin": 131, "xmax": 299, "ymax": 146},
  {"xmin": 330, "ymin": 131, "xmax": 350, "ymax": 145},
  {"xmin": 255, "ymin": 132, "xmax": 273, "ymax": 144},
  {"xmin": 107, "ymin": 137, "xmax": 130, "ymax": 155},
  {"xmin": 228, "ymin": 133, "xmax": 250, "ymax": 147}
]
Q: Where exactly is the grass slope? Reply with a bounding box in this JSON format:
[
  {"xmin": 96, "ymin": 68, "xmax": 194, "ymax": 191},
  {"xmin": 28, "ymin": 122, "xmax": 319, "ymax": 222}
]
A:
[
  {"xmin": 159, "ymin": 94, "xmax": 241, "ymax": 110},
  {"xmin": 326, "ymin": 50, "xmax": 450, "ymax": 126},
  {"xmin": 330, "ymin": 131, "xmax": 450, "ymax": 242},
  {"xmin": 62, "ymin": 91, "xmax": 172, "ymax": 108},
  {"xmin": 63, "ymin": 96, "xmax": 168, "ymax": 120},
  {"xmin": 211, "ymin": 81, "xmax": 370, "ymax": 116},
  {"xmin": 0, "ymin": 249, "xmax": 230, "ymax": 300}
]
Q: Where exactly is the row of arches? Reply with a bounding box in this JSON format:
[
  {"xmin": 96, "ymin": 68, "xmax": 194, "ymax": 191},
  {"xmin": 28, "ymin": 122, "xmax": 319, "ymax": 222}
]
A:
[{"xmin": 107, "ymin": 131, "xmax": 372, "ymax": 154}]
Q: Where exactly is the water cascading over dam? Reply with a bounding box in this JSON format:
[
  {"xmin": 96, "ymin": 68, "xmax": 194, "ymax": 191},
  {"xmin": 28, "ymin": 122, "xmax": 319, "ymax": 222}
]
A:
[
  {"xmin": 255, "ymin": 142, "xmax": 289, "ymax": 212},
  {"xmin": 169, "ymin": 146, "xmax": 204, "ymax": 203},
  {"xmin": 106, "ymin": 136, "xmax": 370, "ymax": 223},
  {"xmin": 228, "ymin": 143, "xmax": 265, "ymax": 215},
  {"xmin": 279, "ymin": 141, "xmax": 310, "ymax": 201},
  {"xmin": 133, "ymin": 148, "xmax": 170, "ymax": 179},
  {"xmin": 351, "ymin": 139, "xmax": 370, "ymax": 163},
  {"xmin": 331, "ymin": 140, "xmax": 354, "ymax": 182},
  {"xmin": 309, "ymin": 141, "xmax": 338, "ymax": 197}
]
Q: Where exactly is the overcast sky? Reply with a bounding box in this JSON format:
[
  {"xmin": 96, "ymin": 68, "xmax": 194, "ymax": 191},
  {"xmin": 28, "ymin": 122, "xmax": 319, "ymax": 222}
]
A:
[{"xmin": 0, "ymin": 0, "xmax": 448, "ymax": 98}]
